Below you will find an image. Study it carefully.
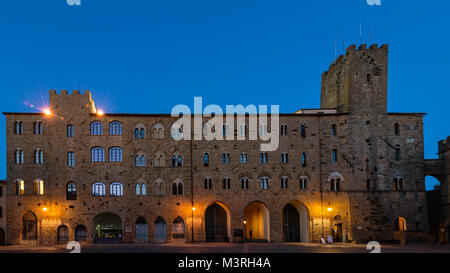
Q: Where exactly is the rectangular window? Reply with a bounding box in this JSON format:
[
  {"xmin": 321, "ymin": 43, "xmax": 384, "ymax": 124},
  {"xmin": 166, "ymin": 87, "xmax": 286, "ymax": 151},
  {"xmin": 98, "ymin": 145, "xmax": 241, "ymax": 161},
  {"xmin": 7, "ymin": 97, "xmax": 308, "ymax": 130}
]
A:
[
  {"xmin": 0, "ymin": 186, "xmax": 2, "ymax": 197},
  {"xmin": 222, "ymin": 153, "xmax": 230, "ymax": 164},
  {"xmin": 260, "ymin": 152, "xmax": 268, "ymax": 164},
  {"xmin": 332, "ymin": 149, "xmax": 337, "ymax": 162},
  {"xmin": 67, "ymin": 152, "xmax": 75, "ymax": 167},
  {"xmin": 241, "ymin": 178, "xmax": 249, "ymax": 189},
  {"xmin": 281, "ymin": 178, "xmax": 288, "ymax": 189},
  {"xmin": 67, "ymin": 125, "xmax": 74, "ymax": 138}
]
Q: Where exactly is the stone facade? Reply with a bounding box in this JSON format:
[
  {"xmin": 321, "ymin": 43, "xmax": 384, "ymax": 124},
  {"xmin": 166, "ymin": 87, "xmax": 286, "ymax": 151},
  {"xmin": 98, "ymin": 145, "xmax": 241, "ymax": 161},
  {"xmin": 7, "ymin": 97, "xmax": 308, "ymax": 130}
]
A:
[
  {"xmin": 3, "ymin": 44, "xmax": 433, "ymax": 245},
  {"xmin": 0, "ymin": 180, "xmax": 5, "ymax": 245}
]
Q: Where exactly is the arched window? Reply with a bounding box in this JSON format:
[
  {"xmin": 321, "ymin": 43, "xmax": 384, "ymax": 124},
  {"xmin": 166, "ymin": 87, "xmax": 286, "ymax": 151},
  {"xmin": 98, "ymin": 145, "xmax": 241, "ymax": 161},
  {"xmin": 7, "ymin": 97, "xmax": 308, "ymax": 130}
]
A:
[
  {"xmin": 110, "ymin": 182, "xmax": 123, "ymax": 196},
  {"xmin": 280, "ymin": 124, "xmax": 288, "ymax": 136},
  {"xmin": 393, "ymin": 176, "xmax": 404, "ymax": 191},
  {"xmin": 172, "ymin": 217, "xmax": 185, "ymax": 239},
  {"xmin": 136, "ymin": 155, "xmax": 146, "ymax": 167},
  {"xmin": 332, "ymin": 149, "xmax": 338, "ymax": 162},
  {"xmin": 92, "ymin": 182, "xmax": 106, "ymax": 196},
  {"xmin": 15, "ymin": 149, "xmax": 24, "ymax": 164},
  {"xmin": 299, "ymin": 176, "xmax": 308, "ymax": 189},
  {"xmin": 136, "ymin": 184, "xmax": 141, "ymax": 195},
  {"xmin": 15, "ymin": 179, "xmax": 24, "ymax": 195},
  {"xmin": 204, "ymin": 152, "xmax": 209, "ymax": 167},
  {"xmin": 329, "ymin": 172, "xmax": 343, "ymax": 192},
  {"xmin": 141, "ymin": 183, "xmax": 147, "ymax": 195},
  {"xmin": 90, "ymin": 121, "xmax": 103, "ymax": 135},
  {"xmin": 134, "ymin": 128, "xmax": 140, "ymax": 139},
  {"xmin": 109, "ymin": 121, "xmax": 122, "ymax": 135},
  {"xmin": 57, "ymin": 225, "xmax": 69, "ymax": 243},
  {"xmin": 260, "ymin": 177, "xmax": 269, "ymax": 190},
  {"xmin": 14, "ymin": 121, "xmax": 23, "ymax": 135},
  {"xmin": 67, "ymin": 182, "xmax": 76, "ymax": 200},
  {"xmin": 34, "ymin": 179, "xmax": 44, "ymax": 195},
  {"xmin": 302, "ymin": 153, "xmax": 307, "ymax": 167},
  {"xmin": 172, "ymin": 181, "xmax": 183, "ymax": 195},
  {"xmin": 177, "ymin": 155, "xmax": 183, "ymax": 166},
  {"xmin": 281, "ymin": 152, "xmax": 288, "ymax": 164},
  {"xmin": 395, "ymin": 217, "xmax": 407, "ymax": 231},
  {"xmin": 331, "ymin": 124, "xmax": 337, "ymax": 137},
  {"xmin": 152, "ymin": 124, "xmax": 164, "ymax": 139},
  {"xmin": 171, "ymin": 155, "xmax": 183, "ymax": 167},
  {"xmin": 241, "ymin": 177, "xmax": 249, "ymax": 189},
  {"xmin": 394, "ymin": 123, "xmax": 400, "ymax": 136},
  {"xmin": 153, "ymin": 180, "xmax": 165, "ymax": 196},
  {"xmin": 300, "ymin": 124, "xmax": 306, "ymax": 138},
  {"xmin": 35, "ymin": 149, "xmax": 44, "ymax": 164},
  {"xmin": 22, "ymin": 211, "xmax": 37, "ymax": 240},
  {"xmin": 140, "ymin": 128, "xmax": 145, "ymax": 138},
  {"xmin": 152, "ymin": 153, "xmax": 165, "ymax": 167},
  {"xmin": 34, "ymin": 121, "xmax": 43, "ymax": 135},
  {"xmin": 91, "ymin": 147, "xmax": 105, "ymax": 162},
  {"xmin": 109, "ymin": 147, "xmax": 123, "ymax": 162},
  {"xmin": 204, "ymin": 177, "xmax": 212, "ymax": 189},
  {"xmin": 75, "ymin": 225, "xmax": 87, "ymax": 242},
  {"xmin": 281, "ymin": 177, "xmax": 288, "ymax": 189}
]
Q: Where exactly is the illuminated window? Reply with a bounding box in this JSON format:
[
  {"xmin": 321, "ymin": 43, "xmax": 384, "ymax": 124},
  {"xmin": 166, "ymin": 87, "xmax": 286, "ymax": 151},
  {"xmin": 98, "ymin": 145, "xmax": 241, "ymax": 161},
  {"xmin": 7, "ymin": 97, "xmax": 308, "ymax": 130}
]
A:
[
  {"xmin": 332, "ymin": 149, "xmax": 337, "ymax": 162},
  {"xmin": 260, "ymin": 177, "xmax": 269, "ymax": 190},
  {"xmin": 14, "ymin": 121, "xmax": 23, "ymax": 135},
  {"xmin": 395, "ymin": 217, "xmax": 407, "ymax": 231},
  {"xmin": 34, "ymin": 179, "xmax": 44, "ymax": 195},
  {"xmin": 109, "ymin": 121, "xmax": 122, "ymax": 136},
  {"xmin": 15, "ymin": 179, "xmax": 24, "ymax": 195},
  {"xmin": 171, "ymin": 155, "xmax": 183, "ymax": 167},
  {"xmin": 134, "ymin": 127, "xmax": 146, "ymax": 139},
  {"xmin": 109, "ymin": 147, "xmax": 123, "ymax": 162},
  {"xmin": 67, "ymin": 125, "xmax": 74, "ymax": 138},
  {"xmin": 67, "ymin": 152, "xmax": 75, "ymax": 167},
  {"xmin": 67, "ymin": 182, "xmax": 76, "ymax": 200},
  {"xmin": 90, "ymin": 121, "xmax": 103, "ymax": 135},
  {"xmin": 92, "ymin": 182, "xmax": 105, "ymax": 196},
  {"xmin": 91, "ymin": 147, "xmax": 105, "ymax": 162},
  {"xmin": 15, "ymin": 149, "xmax": 24, "ymax": 164},
  {"xmin": 110, "ymin": 182, "xmax": 123, "ymax": 196}
]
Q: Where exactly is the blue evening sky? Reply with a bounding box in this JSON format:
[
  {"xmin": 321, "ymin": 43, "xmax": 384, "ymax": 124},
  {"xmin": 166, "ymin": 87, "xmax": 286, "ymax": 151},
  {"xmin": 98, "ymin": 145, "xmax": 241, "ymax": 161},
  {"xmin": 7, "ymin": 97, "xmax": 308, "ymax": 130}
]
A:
[{"xmin": 0, "ymin": 0, "xmax": 448, "ymax": 190}]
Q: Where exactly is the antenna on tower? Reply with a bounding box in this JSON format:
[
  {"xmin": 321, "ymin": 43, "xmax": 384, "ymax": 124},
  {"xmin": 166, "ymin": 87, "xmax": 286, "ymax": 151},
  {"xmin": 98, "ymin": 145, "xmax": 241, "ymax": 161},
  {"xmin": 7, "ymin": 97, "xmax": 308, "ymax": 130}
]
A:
[{"xmin": 360, "ymin": 22, "xmax": 362, "ymax": 44}]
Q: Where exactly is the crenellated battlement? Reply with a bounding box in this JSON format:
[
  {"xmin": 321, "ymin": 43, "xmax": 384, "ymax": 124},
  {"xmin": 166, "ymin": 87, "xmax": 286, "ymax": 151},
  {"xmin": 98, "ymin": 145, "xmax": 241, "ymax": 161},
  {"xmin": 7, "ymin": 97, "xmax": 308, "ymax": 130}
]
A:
[{"xmin": 49, "ymin": 89, "xmax": 96, "ymax": 115}]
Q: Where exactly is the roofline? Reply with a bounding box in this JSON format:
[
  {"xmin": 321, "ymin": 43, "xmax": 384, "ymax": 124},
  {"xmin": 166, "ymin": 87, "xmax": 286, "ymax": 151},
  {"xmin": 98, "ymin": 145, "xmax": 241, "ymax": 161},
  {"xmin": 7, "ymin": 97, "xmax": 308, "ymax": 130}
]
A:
[
  {"xmin": 3, "ymin": 112, "xmax": 44, "ymax": 116},
  {"xmin": 88, "ymin": 113, "xmax": 350, "ymax": 117},
  {"xmin": 387, "ymin": 112, "xmax": 427, "ymax": 116}
]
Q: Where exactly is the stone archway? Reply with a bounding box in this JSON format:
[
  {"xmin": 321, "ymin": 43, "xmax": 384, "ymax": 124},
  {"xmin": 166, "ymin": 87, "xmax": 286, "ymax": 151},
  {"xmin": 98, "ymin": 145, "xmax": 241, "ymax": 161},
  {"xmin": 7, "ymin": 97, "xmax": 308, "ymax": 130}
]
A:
[
  {"xmin": 205, "ymin": 202, "xmax": 230, "ymax": 242},
  {"xmin": 93, "ymin": 213, "xmax": 122, "ymax": 243},
  {"xmin": 282, "ymin": 201, "xmax": 310, "ymax": 242},
  {"xmin": 244, "ymin": 201, "xmax": 270, "ymax": 242},
  {"xmin": 22, "ymin": 211, "xmax": 37, "ymax": 242}
]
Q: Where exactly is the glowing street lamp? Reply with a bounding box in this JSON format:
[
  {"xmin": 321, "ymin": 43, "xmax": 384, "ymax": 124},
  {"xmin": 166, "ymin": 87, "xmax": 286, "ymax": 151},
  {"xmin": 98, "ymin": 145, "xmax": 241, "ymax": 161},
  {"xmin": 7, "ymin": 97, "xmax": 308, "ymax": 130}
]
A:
[
  {"xmin": 43, "ymin": 109, "xmax": 52, "ymax": 116},
  {"xmin": 327, "ymin": 207, "xmax": 333, "ymax": 212},
  {"xmin": 97, "ymin": 109, "xmax": 104, "ymax": 116},
  {"xmin": 42, "ymin": 207, "xmax": 48, "ymax": 212},
  {"xmin": 192, "ymin": 207, "xmax": 196, "ymax": 212}
]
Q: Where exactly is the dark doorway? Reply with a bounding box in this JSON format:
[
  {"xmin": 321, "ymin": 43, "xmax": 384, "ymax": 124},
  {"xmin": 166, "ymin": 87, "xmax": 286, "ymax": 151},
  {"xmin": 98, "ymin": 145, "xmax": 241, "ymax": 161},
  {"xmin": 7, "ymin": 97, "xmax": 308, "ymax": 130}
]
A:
[
  {"xmin": 205, "ymin": 204, "xmax": 228, "ymax": 242},
  {"xmin": 75, "ymin": 225, "xmax": 87, "ymax": 242},
  {"xmin": 154, "ymin": 216, "xmax": 167, "ymax": 242},
  {"xmin": 57, "ymin": 225, "xmax": 69, "ymax": 244},
  {"xmin": 22, "ymin": 211, "xmax": 37, "ymax": 241},
  {"xmin": 0, "ymin": 228, "xmax": 5, "ymax": 246},
  {"xmin": 334, "ymin": 223, "xmax": 343, "ymax": 242},
  {"xmin": 135, "ymin": 217, "xmax": 148, "ymax": 242},
  {"xmin": 283, "ymin": 204, "xmax": 300, "ymax": 242},
  {"xmin": 94, "ymin": 213, "xmax": 122, "ymax": 243}
]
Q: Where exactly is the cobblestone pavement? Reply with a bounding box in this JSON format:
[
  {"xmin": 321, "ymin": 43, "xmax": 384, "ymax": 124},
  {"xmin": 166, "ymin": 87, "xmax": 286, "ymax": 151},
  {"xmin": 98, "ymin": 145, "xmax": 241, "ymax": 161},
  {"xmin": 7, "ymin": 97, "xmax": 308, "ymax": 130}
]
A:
[{"xmin": 1, "ymin": 242, "xmax": 450, "ymax": 253}]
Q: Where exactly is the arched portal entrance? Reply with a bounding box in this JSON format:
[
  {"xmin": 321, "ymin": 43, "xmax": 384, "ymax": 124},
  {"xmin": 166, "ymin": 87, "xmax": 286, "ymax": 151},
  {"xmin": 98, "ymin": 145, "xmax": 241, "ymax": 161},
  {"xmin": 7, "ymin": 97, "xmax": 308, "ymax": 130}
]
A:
[
  {"xmin": 283, "ymin": 204, "xmax": 300, "ymax": 242},
  {"xmin": 22, "ymin": 211, "xmax": 37, "ymax": 241},
  {"xmin": 283, "ymin": 202, "xmax": 309, "ymax": 242},
  {"xmin": 0, "ymin": 228, "xmax": 5, "ymax": 246},
  {"xmin": 135, "ymin": 217, "xmax": 148, "ymax": 242},
  {"xmin": 57, "ymin": 225, "xmax": 69, "ymax": 244},
  {"xmin": 154, "ymin": 216, "xmax": 167, "ymax": 242},
  {"xmin": 244, "ymin": 202, "xmax": 270, "ymax": 242},
  {"xmin": 75, "ymin": 225, "xmax": 87, "ymax": 242},
  {"xmin": 205, "ymin": 203, "xmax": 229, "ymax": 242},
  {"xmin": 94, "ymin": 213, "xmax": 122, "ymax": 243}
]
